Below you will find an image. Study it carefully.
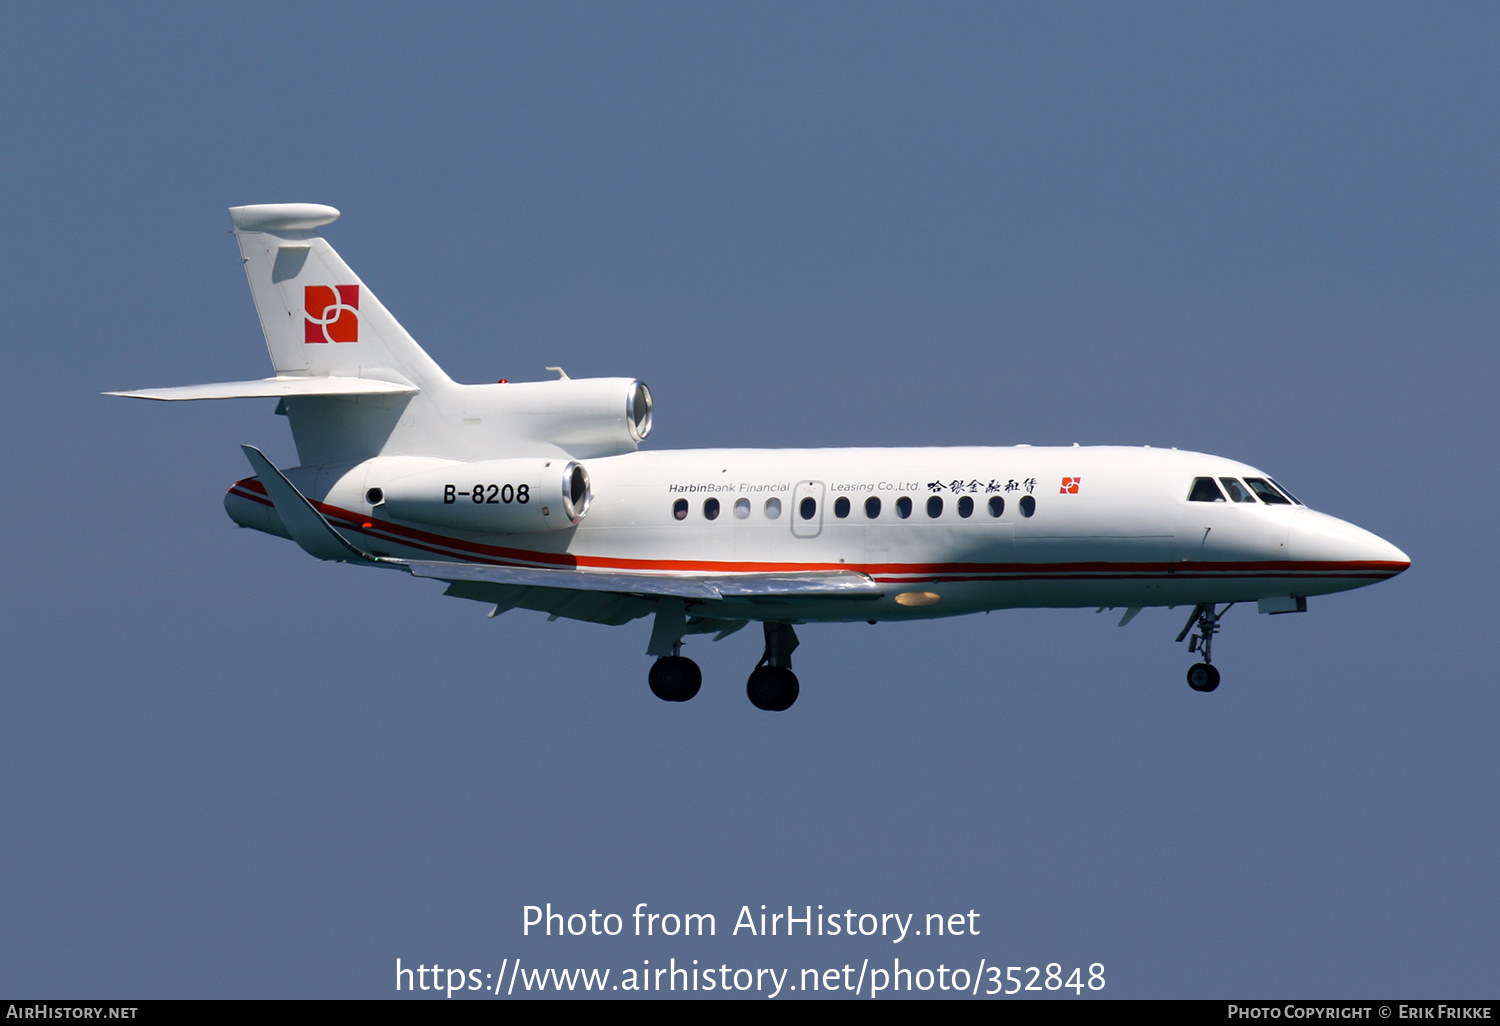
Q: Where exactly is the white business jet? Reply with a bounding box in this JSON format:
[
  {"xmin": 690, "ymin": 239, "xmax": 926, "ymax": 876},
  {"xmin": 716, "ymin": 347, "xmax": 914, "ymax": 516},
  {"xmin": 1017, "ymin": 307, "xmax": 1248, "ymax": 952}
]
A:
[{"xmin": 110, "ymin": 204, "xmax": 1409, "ymax": 711}]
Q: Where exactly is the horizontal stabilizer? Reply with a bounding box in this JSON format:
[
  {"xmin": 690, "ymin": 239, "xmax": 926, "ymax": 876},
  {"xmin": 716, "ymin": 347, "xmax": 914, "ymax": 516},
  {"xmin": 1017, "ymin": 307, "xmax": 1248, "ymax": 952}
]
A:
[
  {"xmin": 399, "ymin": 560, "xmax": 882, "ymax": 602},
  {"xmin": 106, "ymin": 376, "xmax": 418, "ymax": 401}
]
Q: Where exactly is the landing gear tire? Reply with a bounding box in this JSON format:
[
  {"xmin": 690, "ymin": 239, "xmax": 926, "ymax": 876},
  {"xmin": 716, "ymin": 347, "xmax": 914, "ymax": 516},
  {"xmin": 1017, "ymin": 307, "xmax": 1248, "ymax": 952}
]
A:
[
  {"xmin": 746, "ymin": 666, "xmax": 799, "ymax": 711},
  {"xmin": 1187, "ymin": 663, "xmax": 1220, "ymax": 692},
  {"xmin": 649, "ymin": 656, "xmax": 702, "ymax": 702}
]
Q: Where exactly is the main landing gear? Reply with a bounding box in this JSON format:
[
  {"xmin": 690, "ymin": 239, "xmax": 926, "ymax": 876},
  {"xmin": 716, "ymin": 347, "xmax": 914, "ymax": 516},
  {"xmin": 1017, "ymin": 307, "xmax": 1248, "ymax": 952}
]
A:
[
  {"xmin": 746, "ymin": 623, "xmax": 800, "ymax": 712},
  {"xmin": 1177, "ymin": 602, "xmax": 1234, "ymax": 692},
  {"xmin": 648, "ymin": 642, "xmax": 701, "ymax": 702},
  {"xmin": 646, "ymin": 623, "xmax": 802, "ymax": 711}
]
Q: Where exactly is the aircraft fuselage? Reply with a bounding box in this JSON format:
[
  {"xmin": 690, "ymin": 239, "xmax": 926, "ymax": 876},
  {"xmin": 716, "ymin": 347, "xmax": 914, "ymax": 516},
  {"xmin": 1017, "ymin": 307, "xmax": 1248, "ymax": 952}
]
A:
[{"xmin": 226, "ymin": 443, "xmax": 1407, "ymax": 625}]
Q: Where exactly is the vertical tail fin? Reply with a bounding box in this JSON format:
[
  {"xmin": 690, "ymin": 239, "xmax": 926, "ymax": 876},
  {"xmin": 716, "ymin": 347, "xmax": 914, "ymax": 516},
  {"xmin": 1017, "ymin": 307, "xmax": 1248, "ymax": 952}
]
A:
[
  {"xmin": 229, "ymin": 204, "xmax": 461, "ymax": 466},
  {"xmin": 229, "ymin": 204, "xmax": 451, "ymax": 391}
]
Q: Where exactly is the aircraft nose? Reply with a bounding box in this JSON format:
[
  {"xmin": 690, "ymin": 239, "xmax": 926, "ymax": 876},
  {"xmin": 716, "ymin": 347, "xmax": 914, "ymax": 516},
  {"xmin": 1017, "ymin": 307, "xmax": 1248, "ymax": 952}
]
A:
[{"xmin": 1288, "ymin": 509, "xmax": 1410, "ymax": 573}]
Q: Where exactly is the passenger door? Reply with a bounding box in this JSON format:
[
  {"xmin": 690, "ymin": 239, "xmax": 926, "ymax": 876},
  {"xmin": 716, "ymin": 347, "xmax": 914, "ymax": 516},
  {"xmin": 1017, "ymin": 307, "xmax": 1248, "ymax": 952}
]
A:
[{"xmin": 790, "ymin": 480, "xmax": 826, "ymax": 538}]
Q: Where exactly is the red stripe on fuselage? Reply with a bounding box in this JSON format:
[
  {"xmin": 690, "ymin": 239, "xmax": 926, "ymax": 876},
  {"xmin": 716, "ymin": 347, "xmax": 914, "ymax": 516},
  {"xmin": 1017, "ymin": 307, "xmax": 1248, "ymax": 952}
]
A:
[{"xmin": 226, "ymin": 477, "xmax": 1407, "ymax": 582}]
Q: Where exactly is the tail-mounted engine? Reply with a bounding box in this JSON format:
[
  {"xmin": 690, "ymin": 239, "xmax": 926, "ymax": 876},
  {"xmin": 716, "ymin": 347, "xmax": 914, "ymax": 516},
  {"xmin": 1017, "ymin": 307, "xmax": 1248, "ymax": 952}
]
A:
[
  {"xmin": 470, "ymin": 377, "xmax": 651, "ymax": 459},
  {"xmin": 376, "ymin": 458, "xmax": 591, "ymax": 533}
]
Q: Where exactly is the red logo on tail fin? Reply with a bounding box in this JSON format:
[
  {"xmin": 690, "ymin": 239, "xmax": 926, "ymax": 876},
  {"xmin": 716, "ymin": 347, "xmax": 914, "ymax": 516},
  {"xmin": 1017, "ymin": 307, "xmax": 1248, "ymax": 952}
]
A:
[{"xmin": 304, "ymin": 285, "xmax": 359, "ymax": 343}]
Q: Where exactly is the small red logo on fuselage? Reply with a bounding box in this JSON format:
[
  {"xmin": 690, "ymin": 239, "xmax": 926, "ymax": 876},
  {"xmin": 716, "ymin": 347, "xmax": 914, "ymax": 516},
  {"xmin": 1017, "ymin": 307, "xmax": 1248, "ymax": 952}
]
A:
[
  {"xmin": 1060, "ymin": 477, "xmax": 1081, "ymax": 494},
  {"xmin": 304, "ymin": 285, "xmax": 359, "ymax": 343}
]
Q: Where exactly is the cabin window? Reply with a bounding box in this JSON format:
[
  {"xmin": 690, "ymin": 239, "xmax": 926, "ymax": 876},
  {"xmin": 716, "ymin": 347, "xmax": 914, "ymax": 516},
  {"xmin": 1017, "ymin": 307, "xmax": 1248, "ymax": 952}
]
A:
[
  {"xmin": 1219, "ymin": 477, "xmax": 1256, "ymax": 503},
  {"xmin": 834, "ymin": 496, "xmax": 850, "ymax": 519},
  {"xmin": 704, "ymin": 497, "xmax": 720, "ymax": 520},
  {"xmin": 764, "ymin": 497, "xmax": 782, "ymax": 519},
  {"xmin": 673, "ymin": 498, "xmax": 689, "ymax": 520},
  {"xmin": 800, "ymin": 496, "xmax": 817, "ymax": 520},
  {"xmin": 733, "ymin": 497, "xmax": 751, "ymax": 519},
  {"xmin": 1188, "ymin": 477, "xmax": 1226, "ymax": 502},
  {"xmin": 988, "ymin": 496, "xmax": 1004, "ymax": 517},
  {"xmin": 927, "ymin": 495, "xmax": 943, "ymax": 518},
  {"xmin": 1244, "ymin": 477, "xmax": 1291, "ymax": 504},
  {"xmin": 865, "ymin": 496, "xmax": 881, "ymax": 519},
  {"xmin": 896, "ymin": 496, "xmax": 913, "ymax": 519},
  {"xmin": 1020, "ymin": 495, "xmax": 1036, "ymax": 517},
  {"xmin": 957, "ymin": 495, "xmax": 974, "ymax": 518}
]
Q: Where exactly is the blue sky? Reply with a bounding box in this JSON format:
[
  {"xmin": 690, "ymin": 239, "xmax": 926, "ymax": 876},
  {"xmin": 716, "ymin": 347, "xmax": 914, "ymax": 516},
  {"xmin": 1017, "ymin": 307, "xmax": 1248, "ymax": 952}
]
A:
[{"xmin": 0, "ymin": 2, "xmax": 1494, "ymax": 997}]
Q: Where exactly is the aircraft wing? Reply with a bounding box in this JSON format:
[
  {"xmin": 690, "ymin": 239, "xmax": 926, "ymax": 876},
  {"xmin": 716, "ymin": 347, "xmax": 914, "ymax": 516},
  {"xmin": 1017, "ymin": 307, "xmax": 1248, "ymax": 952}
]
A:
[
  {"xmin": 399, "ymin": 559, "xmax": 883, "ymax": 601},
  {"xmin": 237, "ymin": 444, "xmax": 883, "ymax": 604}
]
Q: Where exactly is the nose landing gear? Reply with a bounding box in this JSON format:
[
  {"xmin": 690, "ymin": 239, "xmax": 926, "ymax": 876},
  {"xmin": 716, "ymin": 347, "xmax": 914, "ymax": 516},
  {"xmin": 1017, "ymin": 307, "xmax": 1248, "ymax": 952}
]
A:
[
  {"xmin": 1177, "ymin": 603, "xmax": 1234, "ymax": 692},
  {"xmin": 747, "ymin": 622, "xmax": 800, "ymax": 711},
  {"xmin": 1186, "ymin": 662, "xmax": 1220, "ymax": 692}
]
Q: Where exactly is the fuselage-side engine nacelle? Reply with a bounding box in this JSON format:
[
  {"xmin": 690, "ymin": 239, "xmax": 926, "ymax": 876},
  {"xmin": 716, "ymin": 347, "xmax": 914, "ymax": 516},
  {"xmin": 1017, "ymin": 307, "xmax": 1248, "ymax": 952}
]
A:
[{"xmin": 375, "ymin": 458, "xmax": 592, "ymax": 532}]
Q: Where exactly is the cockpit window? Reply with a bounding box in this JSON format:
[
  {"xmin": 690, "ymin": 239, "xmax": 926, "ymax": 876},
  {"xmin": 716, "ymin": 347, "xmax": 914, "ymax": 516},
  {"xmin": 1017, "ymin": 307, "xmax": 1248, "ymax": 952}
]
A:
[
  {"xmin": 1269, "ymin": 478, "xmax": 1304, "ymax": 505},
  {"xmin": 1243, "ymin": 477, "xmax": 1291, "ymax": 505},
  {"xmin": 1188, "ymin": 477, "xmax": 1226, "ymax": 502},
  {"xmin": 1219, "ymin": 477, "xmax": 1256, "ymax": 503}
]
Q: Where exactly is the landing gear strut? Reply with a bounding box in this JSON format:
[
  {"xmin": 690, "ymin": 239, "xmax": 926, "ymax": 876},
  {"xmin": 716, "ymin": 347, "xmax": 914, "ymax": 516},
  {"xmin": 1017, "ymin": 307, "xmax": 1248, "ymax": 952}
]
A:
[
  {"xmin": 1177, "ymin": 603, "xmax": 1234, "ymax": 692},
  {"xmin": 747, "ymin": 623, "xmax": 800, "ymax": 711},
  {"xmin": 649, "ymin": 641, "xmax": 702, "ymax": 702}
]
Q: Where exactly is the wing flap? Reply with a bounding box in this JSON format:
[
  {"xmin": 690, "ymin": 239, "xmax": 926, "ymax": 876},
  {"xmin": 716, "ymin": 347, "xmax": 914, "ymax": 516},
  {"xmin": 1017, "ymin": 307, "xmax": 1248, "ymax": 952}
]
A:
[
  {"xmin": 712, "ymin": 573, "xmax": 883, "ymax": 598},
  {"xmin": 403, "ymin": 559, "xmax": 723, "ymax": 600},
  {"xmin": 400, "ymin": 559, "xmax": 882, "ymax": 601}
]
